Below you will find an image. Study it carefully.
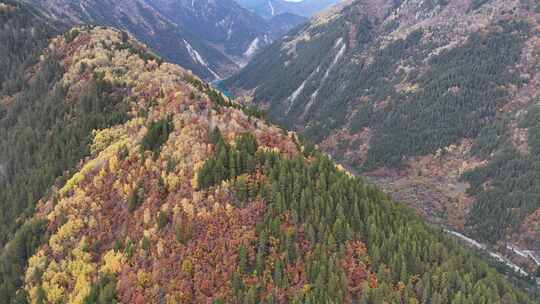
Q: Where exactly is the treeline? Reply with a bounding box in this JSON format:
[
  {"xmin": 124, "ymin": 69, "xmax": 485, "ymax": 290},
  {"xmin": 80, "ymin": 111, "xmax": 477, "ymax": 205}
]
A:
[{"xmin": 197, "ymin": 128, "xmax": 534, "ymax": 303}]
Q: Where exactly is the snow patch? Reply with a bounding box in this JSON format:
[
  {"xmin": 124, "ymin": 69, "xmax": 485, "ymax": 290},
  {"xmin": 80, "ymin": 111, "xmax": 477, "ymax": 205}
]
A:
[
  {"xmin": 244, "ymin": 38, "xmax": 260, "ymax": 58},
  {"xmin": 321, "ymin": 37, "xmax": 346, "ymax": 83},
  {"xmin": 286, "ymin": 66, "xmax": 322, "ymax": 114},
  {"xmin": 227, "ymin": 27, "xmax": 233, "ymax": 40},
  {"xmin": 294, "ymin": 37, "xmax": 346, "ymax": 117},
  {"xmin": 302, "ymin": 89, "xmax": 319, "ymax": 116},
  {"xmin": 183, "ymin": 39, "xmax": 220, "ymax": 80},
  {"xmin": 299, "ymin": 89, "xmax": 320, "ymax": 120},
  {"xmin": 269, "ymin": 1, "xmax": 275, "ymax": 16},
  {"xmin": 288, "ymin": 81, "xmax": 306, "ymax": 105}
]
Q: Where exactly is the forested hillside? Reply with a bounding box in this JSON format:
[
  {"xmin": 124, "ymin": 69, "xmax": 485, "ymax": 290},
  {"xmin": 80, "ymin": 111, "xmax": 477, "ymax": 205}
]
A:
[
  {"xmin": 0, "ymin": 0, "xmax": 62, "ymax": 250},
  {"xmin": 0, "ymin": 2, "xmax": 141, "ymax": 300},
  {"xmin": 225, "ymin": 0, "xmax": 540, "ymax": 270},
  {"xmin": 0, "ymin": 0, "xmax": 58, "ymax": 94},
  {"xmin": 0, "ymin": 14, "xmax": 536, "ymax": 303}
]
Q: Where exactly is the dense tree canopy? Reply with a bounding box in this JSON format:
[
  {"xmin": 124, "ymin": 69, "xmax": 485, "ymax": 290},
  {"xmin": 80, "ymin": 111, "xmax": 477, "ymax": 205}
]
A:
[{"xmin": 196, "ymin": 132, "xmax": 534, "ymax": 303}]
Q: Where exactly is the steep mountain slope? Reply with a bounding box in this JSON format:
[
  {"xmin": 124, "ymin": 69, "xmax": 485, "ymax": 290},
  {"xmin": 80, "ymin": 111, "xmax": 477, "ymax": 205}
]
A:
[
  {"xmin": 0, "ymin": 0, "xmax": 63, "ymax": 246},
  {"xmin": 236, "ymin": 0, "xmax": 342, "ymax": 18},
  {"xmin": 0, "ymin": 1, "xmax": 141, "ymax": 300},
  {"xmin": 20, "ymin": 0, "xmax": 303, "ymax": 80},
  {"xmin": 146, "ymin": 0, "xmax": 305, "ymax": 61},
  {"xmin": 0, "ymin": 21, "xmax": 536, "ymax": 303},
  {"xmin": 21, "ymin": 0, "xmax": 233, "ymax": 80},
  {"xmin": 225, "ymin": 0, "xmax": 540, "ymax": 267},
  {"xmin": 0, "ymin": 0, "xmax": 61, "ymax": 94}
]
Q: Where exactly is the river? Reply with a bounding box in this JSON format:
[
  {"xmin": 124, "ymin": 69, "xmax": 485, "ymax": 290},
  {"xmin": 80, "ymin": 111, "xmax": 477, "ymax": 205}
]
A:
[{"xmin": 444, "ymin": 229, "xmax": 533, "ymax": 277}]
